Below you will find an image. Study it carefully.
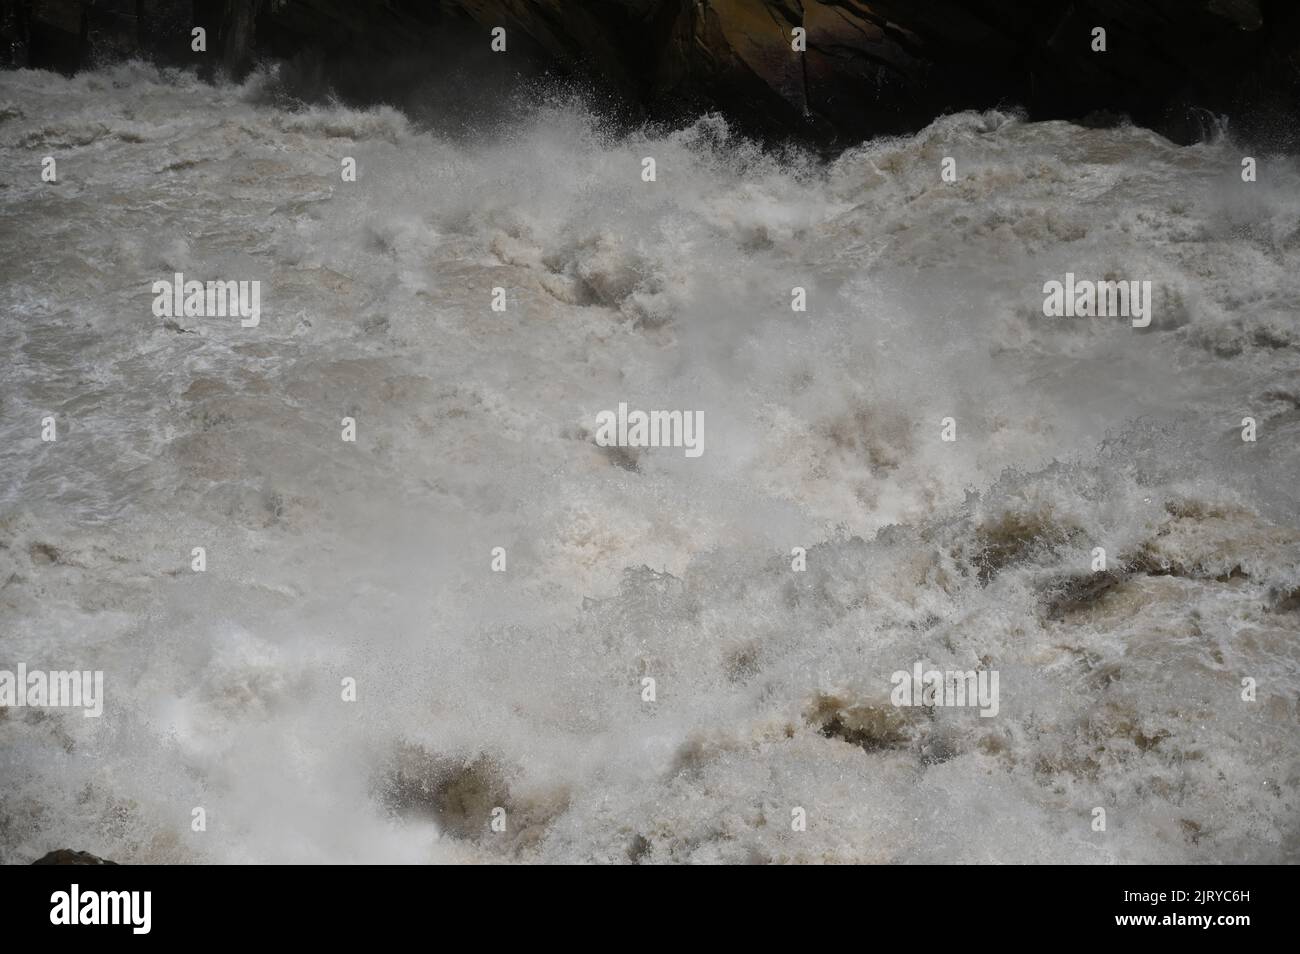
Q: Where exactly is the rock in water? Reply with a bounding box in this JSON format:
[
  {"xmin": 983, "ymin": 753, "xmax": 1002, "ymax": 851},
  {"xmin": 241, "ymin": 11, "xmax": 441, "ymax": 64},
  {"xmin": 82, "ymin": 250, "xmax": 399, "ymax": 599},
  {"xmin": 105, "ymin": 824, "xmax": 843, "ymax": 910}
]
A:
[
  {"xmin": 32, "ymin": 849, "xmax": 119, "ymax": 865},
  {"xmin": 2, "ymin": 1, "xmax": 1295, "ymax": 145}
]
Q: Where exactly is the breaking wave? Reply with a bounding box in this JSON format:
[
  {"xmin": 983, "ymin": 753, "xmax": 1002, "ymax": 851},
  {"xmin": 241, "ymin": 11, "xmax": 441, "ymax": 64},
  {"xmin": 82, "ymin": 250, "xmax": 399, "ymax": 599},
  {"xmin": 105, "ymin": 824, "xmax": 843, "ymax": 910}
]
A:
[{"xmin": 1, "ymin": 62, "xmax": 1297, "ymax": 863}]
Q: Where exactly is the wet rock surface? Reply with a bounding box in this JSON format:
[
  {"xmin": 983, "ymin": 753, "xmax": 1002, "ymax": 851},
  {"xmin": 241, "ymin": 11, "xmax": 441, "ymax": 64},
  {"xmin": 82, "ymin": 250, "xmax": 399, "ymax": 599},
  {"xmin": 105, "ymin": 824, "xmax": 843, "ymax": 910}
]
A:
[
  {"xmin": 2, "ymin": 1, "xmax": 1297, "ymax": 146},
  {"xmin": 31, "ymin": 848, "xmax": 119, "ymax": 864}
]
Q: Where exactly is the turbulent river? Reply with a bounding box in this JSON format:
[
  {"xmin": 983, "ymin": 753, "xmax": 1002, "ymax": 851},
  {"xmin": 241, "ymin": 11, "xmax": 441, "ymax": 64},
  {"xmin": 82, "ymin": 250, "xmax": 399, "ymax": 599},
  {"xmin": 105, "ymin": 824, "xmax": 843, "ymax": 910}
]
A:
[{"xmin": 1, "ymin": 62, "xmax": 1297, "ymax": 863}]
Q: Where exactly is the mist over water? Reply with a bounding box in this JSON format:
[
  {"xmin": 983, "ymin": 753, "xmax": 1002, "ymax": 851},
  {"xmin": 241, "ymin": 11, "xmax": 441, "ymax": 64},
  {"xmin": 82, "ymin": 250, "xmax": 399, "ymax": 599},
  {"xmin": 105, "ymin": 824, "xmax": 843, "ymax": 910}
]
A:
[{"xmin": 1, "ymin": 63, "xmax": 1298, "ymax": 863}]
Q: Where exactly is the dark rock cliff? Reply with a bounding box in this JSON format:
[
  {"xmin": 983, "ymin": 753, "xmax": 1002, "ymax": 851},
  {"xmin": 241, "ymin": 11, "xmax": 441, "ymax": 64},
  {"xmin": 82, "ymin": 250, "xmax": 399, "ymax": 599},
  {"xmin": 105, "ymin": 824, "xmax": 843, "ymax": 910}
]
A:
[{"xmin": 2, "ymin": 1, "xmax": 1298, "ymax": 146}]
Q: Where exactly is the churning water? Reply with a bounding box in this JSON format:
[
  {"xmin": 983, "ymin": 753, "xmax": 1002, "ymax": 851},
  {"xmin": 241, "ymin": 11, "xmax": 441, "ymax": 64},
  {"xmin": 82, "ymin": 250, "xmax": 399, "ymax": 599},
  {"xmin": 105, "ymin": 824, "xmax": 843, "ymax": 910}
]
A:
[{"xmin": 1, "ymin": 62, "xmax": 1297, "ymax": 862}]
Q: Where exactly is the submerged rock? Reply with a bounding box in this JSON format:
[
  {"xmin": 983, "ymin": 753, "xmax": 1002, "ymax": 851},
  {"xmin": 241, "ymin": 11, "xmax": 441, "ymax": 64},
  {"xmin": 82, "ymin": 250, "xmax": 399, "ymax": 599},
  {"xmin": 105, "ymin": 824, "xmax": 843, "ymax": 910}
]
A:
[{"xmin": 32, "ymin": 849, "xmax": 118, "ymax": 865}]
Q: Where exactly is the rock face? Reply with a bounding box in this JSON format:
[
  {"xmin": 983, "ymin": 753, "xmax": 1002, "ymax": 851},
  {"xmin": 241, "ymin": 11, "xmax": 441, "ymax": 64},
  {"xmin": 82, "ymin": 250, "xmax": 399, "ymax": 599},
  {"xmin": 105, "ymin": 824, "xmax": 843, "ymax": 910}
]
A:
[
  {"xmin": 2, "ymin": 1, "xmax": 1297, "ymax": 144},
  {"xmin": 31, "ymin": 849, "xmax": 119, "ymax": 865}
]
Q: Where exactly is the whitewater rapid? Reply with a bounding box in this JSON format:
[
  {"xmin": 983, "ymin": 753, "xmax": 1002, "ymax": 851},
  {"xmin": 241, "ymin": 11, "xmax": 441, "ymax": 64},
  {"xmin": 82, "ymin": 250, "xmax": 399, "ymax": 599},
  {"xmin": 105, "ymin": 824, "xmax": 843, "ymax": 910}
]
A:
[{"xmin": 1, "ymin": 63, "xmax": 1297, "ymax": 863}]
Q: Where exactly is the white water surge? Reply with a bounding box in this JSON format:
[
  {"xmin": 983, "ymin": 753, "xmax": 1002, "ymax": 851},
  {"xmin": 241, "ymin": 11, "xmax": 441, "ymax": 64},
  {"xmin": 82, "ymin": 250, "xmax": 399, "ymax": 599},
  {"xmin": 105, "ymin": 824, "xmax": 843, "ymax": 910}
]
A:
[{"xmin": 1, "ymin": 63, "xmax": 1297, "ymax": 863}]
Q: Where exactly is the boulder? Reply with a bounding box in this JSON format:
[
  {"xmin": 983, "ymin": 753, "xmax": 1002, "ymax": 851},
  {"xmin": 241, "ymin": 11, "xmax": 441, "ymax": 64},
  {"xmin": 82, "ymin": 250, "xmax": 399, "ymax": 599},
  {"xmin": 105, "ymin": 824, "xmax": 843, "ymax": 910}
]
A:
[{"xmin": 31, "ymin": 849, "xmax": 119, "ymax": 865}]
